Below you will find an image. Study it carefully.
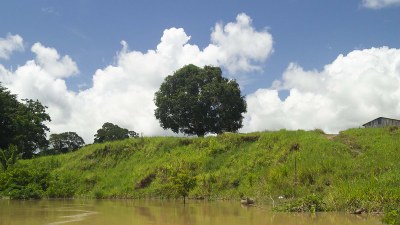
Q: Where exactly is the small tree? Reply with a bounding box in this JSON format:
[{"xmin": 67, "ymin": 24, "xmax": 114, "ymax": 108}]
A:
[
  {"xmin": 154, "ymin": 64, "xmax": 247, "ymax": 137},
  {"xmin": 94, "ymin": 122, "xmax": 138, "ymax": 143},
  {"xmin": 48, "ymin": 132, "xmax": 85, "ymax": 154},
  {"xmin": 169, "ymin": 166, "xmax": 196, "ymax": 204}
]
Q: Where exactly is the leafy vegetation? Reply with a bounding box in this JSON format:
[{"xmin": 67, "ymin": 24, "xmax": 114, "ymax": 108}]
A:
[
  {"xmin": 383, "ymin": 208, "xmax": 400, "ymax": 225},
  {"xmin": 46, "ymin": 132, "xmax": 85, "ymax": 155},
  {"xmin": 166, "ymin": 162, "xmax": 197, "ymax": 204},
  {"xmin": 0, "ymin": 145, "xmax": 19, "ymax": 170},
  {"xmin": 94, "ymin": 122, "xmax": 139, "ymax": 143},
  {"xmin": 0, "ymin": 84, "xmax": 51, "ymax": 159},
  {"xmin": 0, "ymin": 128, "xmax": 399, "ymax": 219},
  {"xmin": 154, "ymin": 64, "xmax": 246, "ymax": 137}
]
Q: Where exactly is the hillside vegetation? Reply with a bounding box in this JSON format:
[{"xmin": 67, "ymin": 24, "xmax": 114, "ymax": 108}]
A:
[{"xmin": 1, "ymin": 128, "xmax": 400, "ymax": 214}]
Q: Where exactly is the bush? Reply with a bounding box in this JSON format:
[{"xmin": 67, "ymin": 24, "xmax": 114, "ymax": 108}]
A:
[
  {"xmin": 46, "ymin": 173, "xmax": 78, "ymax": 198},
  {"xmin": 9, "ymin": 183, "xmax": 43, "ymax": 199},
  {"xmin": 383, "ymin": 208, "xmax": 400, "ymax": 225},
  {"xmin": 275, "ymin": 194, "xmax": 326, "ymax": 212},
  {"xmin": 1, "ymin": 166, "xmax": 50, "ymax": 199},
  {"xmin": 313, "ymin": 129, "xmax": 325, "ymax": 135}
]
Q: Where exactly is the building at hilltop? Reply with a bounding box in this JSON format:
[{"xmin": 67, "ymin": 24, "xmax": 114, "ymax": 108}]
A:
[{"xmin": 363, "ymin": 117, "xmax": 400, "ymax": 128}]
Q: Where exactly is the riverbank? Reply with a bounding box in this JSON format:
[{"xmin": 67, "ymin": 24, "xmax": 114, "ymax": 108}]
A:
[{"xmin": 1, "ymin": 128, "xmax": 399, "ymax": 214}]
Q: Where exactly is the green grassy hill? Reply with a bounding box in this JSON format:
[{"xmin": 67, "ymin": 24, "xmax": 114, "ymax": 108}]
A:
[{"xmin": 1, "ymin": 128, "xmax": 400, "ymax": 213}]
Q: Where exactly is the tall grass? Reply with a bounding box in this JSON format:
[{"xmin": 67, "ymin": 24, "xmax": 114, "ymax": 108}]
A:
[{"xmin": 1, "ymin": 128, "xmax": 399, "ymax": 214}]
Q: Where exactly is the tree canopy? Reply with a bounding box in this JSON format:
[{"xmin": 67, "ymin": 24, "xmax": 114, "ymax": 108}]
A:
[
  {"xmin": 0, "ymin": 84, "xmax": 51, "ymax": 159},
  {"xmin": 48, "ymin": 132, "xmax": 85, "ymax": 154},
  {"xmin": 154, "ymin": 64, "xmax": 247, "ymax": 137},
  {"xmin": 94, "ymin": 122, "xmax": 138, "ymax": 143}
]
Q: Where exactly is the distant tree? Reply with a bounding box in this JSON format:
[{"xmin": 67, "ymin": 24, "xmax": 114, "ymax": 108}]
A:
[
  {"xmin": 94, "ymin": 122, "xmax": 138, "ymax": 143},
  {"xmin": 154, "ymin": 64, "xmax": 247, "ymax": 137},
  {"xmin": 48, "ymin": 132, "xmax": 85, "ymax": 154},
  {"xmin": 0, "ymin": 84, "xmax": 51, "ymax": 159}
]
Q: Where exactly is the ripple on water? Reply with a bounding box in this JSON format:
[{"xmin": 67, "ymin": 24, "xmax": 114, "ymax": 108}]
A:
[{"xmin": 46, "ymin": 209, "xmax": 98, "ymax": 225}]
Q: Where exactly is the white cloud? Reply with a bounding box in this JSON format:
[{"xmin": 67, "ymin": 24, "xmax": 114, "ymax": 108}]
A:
[
  {"xmin": 0, "ymin": 44, "xmax": 78, "ymax": 125},
  {"xmin": 2, "ymin": 15, "xmax": 400, "ymax": 142},
  {"xmin": 0, "ymin": 13, "xmax": 273, "ymax": 143},
  {"xmin": 243, "ymin": 47, "xmax": 400, "ymax": 134},
  {"xmin": 0, "ymin": 34, "xmax": 24, "ymax": 59},
  {"xmin": 31, "ymin": 43, "xmax": 79, "ymax": 78},
  {"xmin": 2, "ymin": 14, "xmax": 400, "ymax": 143},
  {"xmin": 362, "ymin": 0, "xmax": 400, "ymax": 8},
  {"xmin": 210, "ymin": 13, "xmax": 273, "ymax": 73}
]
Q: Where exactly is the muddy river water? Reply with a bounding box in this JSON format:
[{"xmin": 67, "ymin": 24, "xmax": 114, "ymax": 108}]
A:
[{"xmin": 0, "ymin": 199, "xmax": 382, "ymax": 225}]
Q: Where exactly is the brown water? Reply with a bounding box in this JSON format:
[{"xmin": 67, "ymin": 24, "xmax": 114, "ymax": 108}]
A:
[{"xmin": 0, "ymin": 199, "xmax": 382, "ymax": 225}]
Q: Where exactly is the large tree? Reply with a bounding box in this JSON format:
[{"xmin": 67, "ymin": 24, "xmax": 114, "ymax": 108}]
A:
[
  {"xmin": 94, "ymin": 122, "xmax": 138, "ymax": 143},
  {"xmin": 48, "ymin": 132, "xmax": 85, "ymax": 154},
  {"xmin": 0, "ymin": 84, "xmax": 51, "ymax": 159},
  {"xmin": 154, "ymin": 64, "xmax": 247, "ymax": 137}
]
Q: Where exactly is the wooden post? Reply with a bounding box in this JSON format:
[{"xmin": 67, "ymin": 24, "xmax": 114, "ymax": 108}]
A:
[{"xmin": 290, "ymin": 142, "xmax": 299, "ymax": 198}]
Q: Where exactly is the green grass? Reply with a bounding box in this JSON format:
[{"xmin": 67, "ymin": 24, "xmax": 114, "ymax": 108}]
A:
[{"xmin": 1, "ymin": 128, "xmax": 399, "ymax": 214}]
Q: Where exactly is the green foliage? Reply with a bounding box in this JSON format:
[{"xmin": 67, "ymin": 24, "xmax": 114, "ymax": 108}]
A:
[
  {"xmin": 313, "ymin": 128, "xmax": 326, "ymax": 134},
  {"xmin": 168, "ymin": 164, "xmax": 197, "ymax": 203},
  {"xmin": 275, "ymin": 194, "xmax": 326, "ymax": 212},
  {"xmin": 47, "ymin": 173, "xmax": 78, "ymax": 198},
  {"xmin": 0, "ymin": 127, "xmax": 399, "ymax": 215},
  {"xmin": 197, "ymin": 173, "xmax": 217, "ymax": 198},
  {"xmin": 0, "ymin": 157, "xmax": 62, "ymax": 199},
  {"xmin": 154, "ymin": 64, "xmax": 247, "ymax": 137},
  {"xmin": 0, "ymin": 145, "xmax": 19, "ymax": 170},
  {"xmin": 47, "ymin": 132, "xmax": 85, "ymax": 155},
  {"xmin": 8, "ymin": 183, "xmax": 43, "ymax": 200},
  {"xmin": 0, "ymin": 164, "xmax": 50, "ymax": 199},
  {"xmin": 0, "ymin": 84, "xmax": 19, "ymax": 148},
  {"xmin": 0, "ymin": 84, "xmax": 51, "ymax": 159},
  {"xmin": 94, "ymin": 122, "xmax": 138, "ymax": 143},
  {"xmin": 383, "ymin": 208, "xmax": 400, "ymax": 225}
]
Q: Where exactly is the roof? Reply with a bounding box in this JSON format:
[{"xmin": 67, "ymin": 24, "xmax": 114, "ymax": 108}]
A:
[{"xmin": 362, "ymin": 117, "xmax": 400, "ymax": 126}]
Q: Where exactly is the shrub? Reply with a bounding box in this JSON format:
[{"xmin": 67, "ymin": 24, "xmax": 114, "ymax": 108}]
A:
[
  {"xmin": 46, "ymin": 173, "xmax": 78, "ymax": 198},
  {"xmin": 383, "ymin": 208, "xmax": 400, "ymax": 225},
  {"xmin": 275, "ymin": 194, "xmax": 326, "ymax": 212},
  {"xmin": 1, "ymin": 166, "xmax": 50, "ymax": 199}
]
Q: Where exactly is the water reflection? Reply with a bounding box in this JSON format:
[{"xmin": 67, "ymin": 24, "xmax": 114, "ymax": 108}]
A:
[
  {"xmin": 0, "ymin": 199, "xmax": 382, "ymax": 225},
  {"xmin": 46, "ymin": 209, "xmax": 98, "ymax": 225}
]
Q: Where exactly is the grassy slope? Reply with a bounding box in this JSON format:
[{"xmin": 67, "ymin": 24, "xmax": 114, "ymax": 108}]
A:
[{"xmin": 1, "ymin": 128, "xmax": 400, "ymax": 212}]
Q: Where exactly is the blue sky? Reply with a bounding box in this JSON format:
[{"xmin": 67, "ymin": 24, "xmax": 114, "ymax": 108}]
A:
[
  {"xmin": 2, "ymin": 0, "xmax": 399, "ymax": 93},
  {"xmin": 1, "ymin": 0, "xmax": 400, "ymax": 142}
]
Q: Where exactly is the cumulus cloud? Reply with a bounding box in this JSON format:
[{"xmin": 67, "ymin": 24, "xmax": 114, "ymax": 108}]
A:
[
  {"xmin": 0, "ymin": 13, "xmax": 273, "ymax": 143},
  {"xmin": 0, "ymin": 34, "xmax": 24, "ymax": 59},
  {"xmin": 362, "ymin": 0, "xmax": 400, "ymax": 8},
  {"xmin": 31, "ymin": 43, "xmax": 79, "ymax": 78},
  {"xmin": 2, "ymin": 14, "xmax": 400, "ymax": 142},
  {"xmin": 0, "ymin": 44, "xmax": 78, "ymax": 125},
  {"xmin": 243, "ymin": 47, "xmax": 400, "ymax": 134},
  {"xmin": 210, "ymin": 13, "xmax": 273, "ymax": 73}
]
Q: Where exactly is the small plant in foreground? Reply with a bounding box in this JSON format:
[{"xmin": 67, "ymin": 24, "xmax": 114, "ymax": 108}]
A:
[{"xmin": 383, "ymin": 208, "xmax": 400, "ymax": 225}]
